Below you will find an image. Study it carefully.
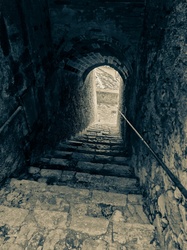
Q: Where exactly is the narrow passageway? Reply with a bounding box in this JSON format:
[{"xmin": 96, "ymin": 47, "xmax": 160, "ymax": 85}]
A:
[{"xmin": 1, "ymin": 0, "xmax": 187, "ymax": 248}]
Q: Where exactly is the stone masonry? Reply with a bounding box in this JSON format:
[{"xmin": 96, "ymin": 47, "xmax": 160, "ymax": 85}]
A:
[{"xmin": 0, "ymin": 124, "xmax": 158, "ymax": 249}]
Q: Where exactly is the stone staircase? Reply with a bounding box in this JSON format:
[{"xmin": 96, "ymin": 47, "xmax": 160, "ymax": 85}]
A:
[
  {"xmin": 29, "ymin": 124, "xmax": 140, "ymax": 194},
  {"xmin": 0, "ymin": 124, "xmax": 159, "ymax": 249}
]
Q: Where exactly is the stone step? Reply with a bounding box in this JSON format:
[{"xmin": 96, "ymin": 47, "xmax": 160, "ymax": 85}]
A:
[
  {"xmin": 58, "ymin": 143, "xmax": 127, "ymax": 156},
  {"xmin": 45, "ymin": 150, "xmax": 130, "ymax": 165},
  {"xmin": 28, "ymin": 167, "xmax": 140, "ymax": 194},
  {"xmin": 69, "ymin": 137, "xmax": 124, "ymax": 145},
  {"xmin": 0, "ymin": 179, "xmax": 156, "ymax": 250},
  {"xmin": 36, "ymin": 157, "xmax": 134, "ymax": 177},
  {"xmin": 0, "ymin": 179, "xmax": 157, "ymax": 249}
]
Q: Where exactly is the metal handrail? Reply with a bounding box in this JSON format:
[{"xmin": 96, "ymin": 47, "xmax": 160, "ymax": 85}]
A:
[{"xmin": 119, "ymin": 110, "xmax": 187, "ymax": 199}]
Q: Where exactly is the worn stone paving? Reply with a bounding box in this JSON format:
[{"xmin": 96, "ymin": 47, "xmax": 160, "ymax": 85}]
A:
[
  {"xmin": 0, "ymin": 124, "xmax": 159, "ymax": 249},
  {"xmin": 0, "ymin": 179, "xmax": 157, "ymax": 250}
]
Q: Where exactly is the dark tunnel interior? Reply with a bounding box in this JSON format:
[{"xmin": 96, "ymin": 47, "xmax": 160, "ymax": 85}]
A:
[{"xmin": 0, "ymin": 0, "xmax": 187, "ymax": 248}]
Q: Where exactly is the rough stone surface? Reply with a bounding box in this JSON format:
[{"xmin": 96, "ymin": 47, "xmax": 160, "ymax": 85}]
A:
[
  {"xmin": 0, "ymin": 178, "xmax": 157, "ymax": 249},
  {"xmin": 0, "ymin": 0, "xmax": 52, "ymax": 183},
  {"xmin": 126, "ymin": 1, "xmax": 187, "ymax": 248},
  {"xmin": 113, "ymin": 222, "xmax": 156, "ymax": 249}
]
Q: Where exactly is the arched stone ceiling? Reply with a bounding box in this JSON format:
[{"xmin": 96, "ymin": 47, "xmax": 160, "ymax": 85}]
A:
[{"xmin": 48, "ymin": 0, "xmax": 145, "ymax": 76}]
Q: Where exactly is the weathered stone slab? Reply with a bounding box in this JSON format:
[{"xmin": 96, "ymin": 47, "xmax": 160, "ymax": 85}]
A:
[
  {"xmin": 50, "ymin": 158, "xmax": 69, "ymax": 167},
  {"xmin": 2, "ymin": 189, "xmax": 36, "ymax": 210},
  {"xmin": 127, "ymin": 194, "xmax": 143, "ymax": 204},
  {"xmin": 95, "ymin": 144, "xmax": 111, "ymax": 150},
  {"xmin": 10, "ymin": 179, "xmax": 47, "ymax": 191},
  {"xmin": 40, "ymin": 169, "xmax": 62, "ymax": 179},
  {"xmin": 77, "ymin": 147, "xmax": 96, "ymax": 154},
  {"xmin": 33, "ymin": 209, "xmax": 68, "ymax": 229},
  {"xmin": 34, "ymin": 192, "xmax": 69, "ymax": 212},
  {"xmin": 103, "ymin": 164, "xmax": 133, "ymax": 177},
  {"xmin": 72, "ymin": 152, "xmax": 94, "ymax": 161},
  {"xmin": 49, "ymin": 185, "xmax": 90, "ymax": 202},
  {"xmin": 71, "ymin": 203, "xmax": 87, "ymax": 216},
  {"xmin": 15, "ymin": 224, "xmax": 46, "ymax": 247},
  {"xmin": 103, "ymin": 176, "xmax": 139, "ymax": 190},
  {"xmin": 92, "ymin": 190, "xmax": 127, "ymax": 206},
  {"xmin": 76, "ymin": 161, "xmax": 103, "ymax": 173},
  {"xmin": 133, "ymin": 205, "xmax": 150, "ymax": 224},
  {"xmin": 61, "ymin": 170, "xmax": 76, "ymax": 181},
  {"xmin": 113, "ymin": 222, "xmax": 155, "ymax": 248},
  {"xmin": 70, "ymin": 215, "xmax": 109, "ymax": 236},
  {"xmin": 94, "ymin": 154, "xmax": 113, "ymax": 163},
  {"xmin": 75, "ymin": 172, "xmax": 105, "ymax": 190},
  {"xmin": 113, "ymin": 156, "xmax": 129, "ymax": 164},
  {"xmin": 43, "ymin": 229, "xmax": 67, "ymax": 250},
  {"xmin": 0, "ymin": 205, "xmax": 29, "ymax": 227},
  {"xmin": 76, "ymin": 172, "xmax": 104, "ymax": 183},
  {"xmin": 82, "ymin": 239, "xmax": 108, "ymax": 250},
  {"xmin": 95, "ymin": 149, "xmax": 112, "ymax": 155}
]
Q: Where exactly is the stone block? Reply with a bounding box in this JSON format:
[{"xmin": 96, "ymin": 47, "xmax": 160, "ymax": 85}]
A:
[
  {"xmin": 76, "ymin": 172, "xmax": 104, "ymax": 183},
  {"xmin": 103, "ymin": 176, "xmax": 138, "ymax": 190},
  {"xmin": 70, "ymin": 215, "xmax": 109, "ymax": 236},
  {"xmin": 10, "ymin": 179, "xmax": 47, "ymax": 191},
  {"xmin": 43, "ymin": 229, "xmax": 67, "ymax": 250},
  {"xmin": 113, "ymin": 222, "xmax": 155, "ymax": 248},
  {"xmin": 94, "ymin": 154, "xmax": 113, "ymax": 163},
  {"xmin": 34, "ymin": 192, "xmax": 69, "ymax": 212},
  {"xmin": 50, "ymin": 158, "xmax": 70, "ymax": 167},
  {"xmin": 179, "ymin": 204, "xmax": 187, "ymax": 233},
  {"xmin": 28, "ymin": 166, "xmax": 40, "ymax": 174},
  {"xmin": 103, "ymin": 163, "xmax": 133, "ymax": 177},
  {"xmin": 133, "ymin": 205, "xmax": 150, "ymax": 224},
  {"xmin": 82, "ymin": 239, "xmax": 108, "ymax": 250},
  {"xmin": 76, "ymin": 162, "xmax": 103, "ymax": 173},
  {"xmin": 157, "ymin": 194, "xmax": 166, "ymax": 216},
  {"xmin": 113, "ymin": 156, "xmax": 129, "ymax": 164},
  {"xmin": 40, "ymin": 169, "xmax": 62, "ymax": 179},
  {"xmin": 72, "ymin": 152, "xmax": 94, "ymax": 161},
  {"xmin": 61, "ymin": 170, "xmax": 76, "ymax": 181},
  {"xmin": 0, "ymin": 205, "xmax": 29, "ymax": 227},
  {"xmin": 92, "ymin": 190, "xmax": 127, "ymax": 206},
  {"xmin": 33, "ymin": 209, "xmax": 68, "ymax": 229},
  {"xmin": 127, "ymin": 194, "xmax": 143, "ymax": 204},
  {"xmin": 112, "ymin": 210, "xmax": 125, "ymax": 222}
]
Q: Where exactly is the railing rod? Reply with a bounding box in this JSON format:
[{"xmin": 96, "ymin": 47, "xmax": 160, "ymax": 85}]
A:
[
  {"xmin": 0, "ymin": 106, "xmax": 22, "ymax": 134},
  {"xmin": 119, "ymin": 110, "xmax": 187, "ymax": 199}
]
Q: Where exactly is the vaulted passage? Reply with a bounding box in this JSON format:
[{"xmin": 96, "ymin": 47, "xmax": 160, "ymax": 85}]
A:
[{"xmin": 0, "ymin": 0, "xmax": 187, "ymax": 249}]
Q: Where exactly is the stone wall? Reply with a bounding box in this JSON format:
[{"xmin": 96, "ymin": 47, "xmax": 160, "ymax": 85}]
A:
[
  {"xmin": 0, "ymin": 0, "xmax": 52, "ymax": 183},
  {"xmin": 97, "ymin": 91, "xmax": 118, "ymax": 105},
  {"xmin": 45, "ymin": 69, "xmax": 97, "ymax": 145},
  {"xmin": 126, "ymin": 1, "xmax": 187, "ymax": 249}
]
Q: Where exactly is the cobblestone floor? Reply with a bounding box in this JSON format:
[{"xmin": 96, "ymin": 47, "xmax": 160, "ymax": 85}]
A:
[{"xmin": 0, "ymin": 179, "xmax": 158, "ymax": 250}]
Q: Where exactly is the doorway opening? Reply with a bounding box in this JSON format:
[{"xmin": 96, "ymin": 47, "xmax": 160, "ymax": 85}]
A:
[{"xmin": 93, "ymin": 66, "xmax": 123, "ymax": 126}]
